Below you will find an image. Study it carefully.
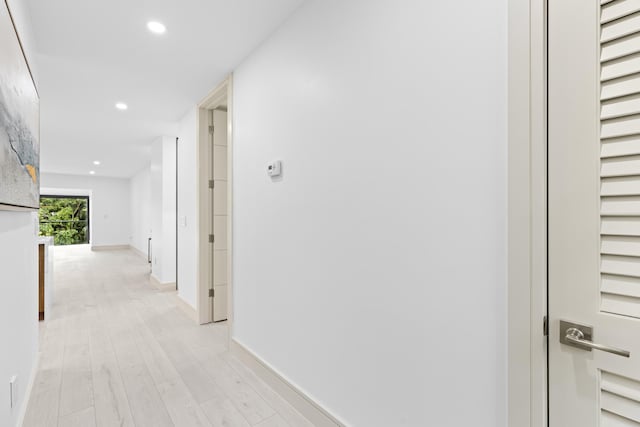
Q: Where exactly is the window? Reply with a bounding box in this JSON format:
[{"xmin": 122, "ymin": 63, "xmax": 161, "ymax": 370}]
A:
[{"xmin": 39, "ymin": 196, "xmax": 90, "ymax": 245}]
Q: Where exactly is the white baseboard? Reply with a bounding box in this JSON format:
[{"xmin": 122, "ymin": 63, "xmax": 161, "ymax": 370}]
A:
[
  {"xmin": 174, "ymin": 293, "xmax": 198, "ymax": 323},
  {"xmin": 149, "ymin": 274, "xmax": 176, "ymax": 290},
  {"xmin": 91, "ymin": 244, "xmax": 130, "ymax": 251},
  {"xmin": 130, "ymin": 246, "xmax": 147, "ymax": 260},
  {"xmin": 230, "ymin": 339, "xmax": 345, "ymax": 427},
  {"xmin": 17, "ymin": 352, "xmax": 39, "ymax": 427}
]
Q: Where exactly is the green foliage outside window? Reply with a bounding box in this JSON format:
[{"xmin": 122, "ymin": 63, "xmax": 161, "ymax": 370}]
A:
[{"xmin": 39, "ymin": 197, "xmax": 89, "ymax": 245}]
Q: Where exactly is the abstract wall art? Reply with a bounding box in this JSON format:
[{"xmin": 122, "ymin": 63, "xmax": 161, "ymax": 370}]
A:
[{"xmin": 0, "ymin": 0, "xmax": 39, "ymax": 210}]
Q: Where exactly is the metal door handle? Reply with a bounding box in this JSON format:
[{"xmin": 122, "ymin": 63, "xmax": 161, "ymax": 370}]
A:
[
  {"xmin": 560, "ymin": 320, "xmax": 630, "ymax": 358},
  {"xmin": 565, "ymin": 328, "xmax": 630, "ymax": 357}
]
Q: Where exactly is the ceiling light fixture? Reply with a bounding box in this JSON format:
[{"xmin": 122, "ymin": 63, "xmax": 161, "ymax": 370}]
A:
[
  {"xmin": 93, "ymin": 160, "xmax": 101, "ymax": 165},
  {"xmin": 115, "ymin": 102, "xmax": 128, "ymax": 110},
  {"xmin": 147, "ymin": 21, "xmax": 166, "ymax": 34},
  {"xmin": 89, "ymin": 171, "xmax": 96, "ymax": 175}
]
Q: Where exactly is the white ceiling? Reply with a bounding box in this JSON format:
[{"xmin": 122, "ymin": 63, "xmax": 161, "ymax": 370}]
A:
[{"xmin": 26, "ymin": 0, "xmax": 305, "ymax": 178}]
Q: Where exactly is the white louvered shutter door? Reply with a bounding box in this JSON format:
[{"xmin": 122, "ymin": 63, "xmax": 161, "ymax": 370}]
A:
[{"xmin": 550, "ymin": 0, "xmax": 640, "ymax": 425}]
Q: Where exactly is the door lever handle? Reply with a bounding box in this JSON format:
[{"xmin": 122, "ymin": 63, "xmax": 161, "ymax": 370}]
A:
[
  {"xmin": 560, "ymin": 320, "xmax": 630, "ymax": 358},
  {"xmin": 565, "ymin": 328, "xmax": 630, "ymax": 358}
]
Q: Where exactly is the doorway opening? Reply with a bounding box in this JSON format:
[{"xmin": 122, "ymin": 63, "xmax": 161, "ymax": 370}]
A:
[
  {"xmin": 197, "ymin": 76, "xmax": 233, "ymax": 325},
  {"xmin": 39, "ymin": 195, "xmax": 90, "ymax": 245}
]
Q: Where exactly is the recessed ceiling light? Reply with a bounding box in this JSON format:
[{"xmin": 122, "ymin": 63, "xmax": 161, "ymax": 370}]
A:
[
  {"xmin": 89, "ymin": 171, "xmax": 96, "ymax": 175},
  {"xmin": 93, "ymin": 160, "xmax": 101, "ymax": 165},
  {"xmin": 147, "ymin": 21, "xmax": 166, "ymax": 34},
  {"xmin": 115, "ymin": 102, "xmax": 128, "ymax": 110}
]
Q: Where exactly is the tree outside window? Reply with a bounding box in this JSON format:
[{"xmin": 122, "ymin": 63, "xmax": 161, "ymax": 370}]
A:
[{"xmin": 39, "ymin": 196, "xmax": 89, "ymax": 245}]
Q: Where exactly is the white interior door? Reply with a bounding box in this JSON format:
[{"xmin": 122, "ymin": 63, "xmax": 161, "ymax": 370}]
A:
[
  {"xmin": 211, "ymin": 109, "xmax": 228, "ymax": 322},
  {"xmin": 549, "ymin": 0, "xmax": 640, "ymax": 425}
]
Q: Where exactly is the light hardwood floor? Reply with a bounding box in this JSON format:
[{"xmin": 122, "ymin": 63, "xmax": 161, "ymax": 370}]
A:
[{"xmin": 23, "ymin": 245, "xmax": 313, "ymax": 427}]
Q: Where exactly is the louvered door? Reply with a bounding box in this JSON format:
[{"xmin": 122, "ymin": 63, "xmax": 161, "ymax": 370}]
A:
[{"xmin": 549, "ymin": 0, "xmax": 640, "ymax": 425}]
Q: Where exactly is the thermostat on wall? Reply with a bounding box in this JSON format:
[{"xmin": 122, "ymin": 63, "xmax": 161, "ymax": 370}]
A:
[{"xmin": 267, "ymin": 161, "xmax": 282, "ymax": 177}]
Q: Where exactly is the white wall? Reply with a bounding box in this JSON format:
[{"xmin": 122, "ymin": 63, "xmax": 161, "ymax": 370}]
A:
[
  {"xmin": 232, "ymin": 1, "xmax": 507, "ymax": 426},
  {"xmin": 151, "ymin": 139, "xmax": 163, "ymax": 276},
  {"xmin": 0, "ymin": 213, "xmax": 38, "ymax": 427},
  {"xmin": 177, "ymin": 108, "xmax": 198, "ymax": 306},
  {"xmin": 130, "ymin": 167, "xmax": 151, "ymax": 256},
  {"xmin": 161, "ymin": 137, "xmax": 177, "ymax": 282},
  {"xmin": 40, "ymin": 173, "xmax": 131, "ymax": 248},
  {"xmin": 149, "ymin": 136, "xmax": 177, "ymax": 284},
  {"xmin": 6, "ymin": 0, "xmax": 37, "ymax": 83},
  {"xmin": 1, "ymin": 3, "xmax": 39, "ymax": 426}
]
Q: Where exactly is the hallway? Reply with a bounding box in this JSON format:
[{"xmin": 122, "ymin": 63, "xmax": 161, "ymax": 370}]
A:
[{"xmin": 22, "ymin": 246, "xmax": 312, "ymax": 427}]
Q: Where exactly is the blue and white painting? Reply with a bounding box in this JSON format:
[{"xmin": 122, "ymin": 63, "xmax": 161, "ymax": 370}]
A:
[{"xmin": 0, "ymin": 1, "xmax": 39, "ymax": 210}]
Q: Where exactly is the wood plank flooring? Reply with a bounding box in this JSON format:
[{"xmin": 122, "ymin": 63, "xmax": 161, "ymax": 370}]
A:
[{"xmin": 23, "ymin": 246, "xmax": 313, "ymax": 427}]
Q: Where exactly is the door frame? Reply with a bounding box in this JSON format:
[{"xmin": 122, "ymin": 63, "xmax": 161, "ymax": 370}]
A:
[
  {"xmin": 196, "ymin": 75, "xmax": 234, "ymax": 326},
  {"xmin": 508, "ymin": 0, "xmax": 548, "ymax": 425}
]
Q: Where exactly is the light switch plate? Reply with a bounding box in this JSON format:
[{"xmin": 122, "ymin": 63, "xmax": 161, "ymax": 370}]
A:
[{"xmin": 267, "ymin": 161, "xmax": 282, "ymax": 177}]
